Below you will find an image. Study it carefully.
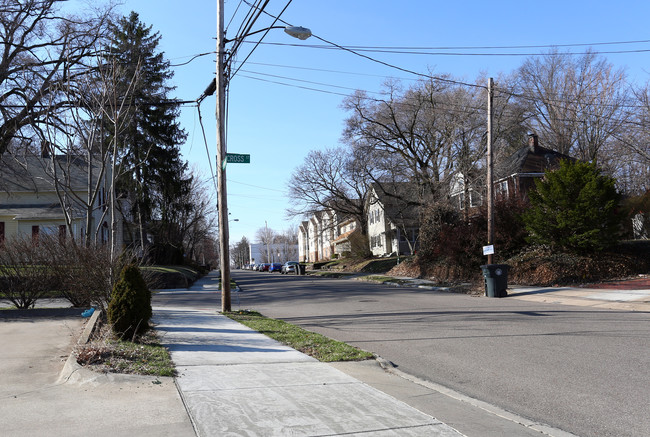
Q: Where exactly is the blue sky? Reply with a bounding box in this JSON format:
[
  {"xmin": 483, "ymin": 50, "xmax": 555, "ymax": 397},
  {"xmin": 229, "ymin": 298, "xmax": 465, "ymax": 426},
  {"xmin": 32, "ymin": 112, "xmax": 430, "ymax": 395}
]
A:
[{"xmin": 114, "ymin": 1, "xmax": 650, "ymax": 244}]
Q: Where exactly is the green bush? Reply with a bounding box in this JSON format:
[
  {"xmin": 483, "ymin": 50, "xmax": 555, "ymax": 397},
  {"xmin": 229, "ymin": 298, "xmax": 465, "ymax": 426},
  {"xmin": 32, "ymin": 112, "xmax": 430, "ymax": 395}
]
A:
[
  {"xmin": 107, "ymin": 264, "xmax": 152, "ymax": 338},
  {"xmin": 522, "ymin": 160, "xmax": 622, "ymax": 253}
]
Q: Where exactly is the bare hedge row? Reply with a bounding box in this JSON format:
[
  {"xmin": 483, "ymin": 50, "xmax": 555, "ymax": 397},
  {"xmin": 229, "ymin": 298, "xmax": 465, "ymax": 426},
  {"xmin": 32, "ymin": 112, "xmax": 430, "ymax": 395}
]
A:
[{"xmin": 0, "ymin": 235, "xmax": 143, "ymax": 310}]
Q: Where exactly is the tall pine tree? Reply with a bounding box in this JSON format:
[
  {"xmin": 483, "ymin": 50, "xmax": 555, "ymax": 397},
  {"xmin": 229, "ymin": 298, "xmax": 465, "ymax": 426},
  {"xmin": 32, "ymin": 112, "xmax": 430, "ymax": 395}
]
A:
[{"xmin": 106, "ymin": 12, "xmax": 192, "ymax": 260}]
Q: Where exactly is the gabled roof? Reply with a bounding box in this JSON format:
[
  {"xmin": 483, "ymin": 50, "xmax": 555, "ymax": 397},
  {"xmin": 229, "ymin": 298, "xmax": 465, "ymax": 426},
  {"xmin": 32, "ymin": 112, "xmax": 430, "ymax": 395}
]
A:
[
  {"xmin": 0, "ymin": 153, "xmax": 102, "ymax": 193},
  {"xmin": 0, "ymin": 203, "xmax": 85, "ymax": 220},
  {"xmin": 333, "ymin": 227, "xmax": 359, "ymax": 244},
  {"xmin": 496, "ymin": 135, "xmax": 574, "ymax": 180}
]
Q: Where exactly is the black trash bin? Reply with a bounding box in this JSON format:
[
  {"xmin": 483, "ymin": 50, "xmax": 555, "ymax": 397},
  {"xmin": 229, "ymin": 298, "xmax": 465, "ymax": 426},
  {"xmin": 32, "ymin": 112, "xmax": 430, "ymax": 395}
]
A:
[
  {"xmin": 480, "ymin": 264, "xmax": 510, "ymax": 298},
  {"xmin": 297, "ymin": 264, "xmax": 306, "ymax": 275}
]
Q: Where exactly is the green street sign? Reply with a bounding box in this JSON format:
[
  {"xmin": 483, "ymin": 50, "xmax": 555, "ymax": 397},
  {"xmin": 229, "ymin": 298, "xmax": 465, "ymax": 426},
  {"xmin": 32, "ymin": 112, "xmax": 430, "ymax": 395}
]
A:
[{"xmin": 225, "ymin": 153, "xmax": 250, "ymax": 164}]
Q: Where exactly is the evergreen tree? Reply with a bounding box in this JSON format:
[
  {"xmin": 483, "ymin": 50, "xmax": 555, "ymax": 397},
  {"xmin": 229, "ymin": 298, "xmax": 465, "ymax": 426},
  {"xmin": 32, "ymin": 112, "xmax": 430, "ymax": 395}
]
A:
[
  {"xmin": 105, "ymin": 12, "xmax": 191, "ymax": 255},
  {"xmin": 107, "ymin": 263, "xmax": 152, "ymax": 338},
  {"xmin": 522, "ymin": 160, "xmax": 622, "ymax": 253}
]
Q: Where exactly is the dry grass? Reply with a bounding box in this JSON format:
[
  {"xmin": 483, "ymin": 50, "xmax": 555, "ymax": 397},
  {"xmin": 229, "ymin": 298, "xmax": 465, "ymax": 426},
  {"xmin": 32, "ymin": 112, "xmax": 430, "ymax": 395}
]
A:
[{"xmin": 76, "ymin": 323, "xmax": 175, "ymax": 377}]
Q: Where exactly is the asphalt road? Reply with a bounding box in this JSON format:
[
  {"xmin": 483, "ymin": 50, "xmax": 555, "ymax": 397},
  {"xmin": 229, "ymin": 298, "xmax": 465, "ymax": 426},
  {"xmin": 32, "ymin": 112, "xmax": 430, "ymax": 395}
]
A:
[{"xmin": 231, "ymin": 269, "xmax": 650, "ymax": 437}]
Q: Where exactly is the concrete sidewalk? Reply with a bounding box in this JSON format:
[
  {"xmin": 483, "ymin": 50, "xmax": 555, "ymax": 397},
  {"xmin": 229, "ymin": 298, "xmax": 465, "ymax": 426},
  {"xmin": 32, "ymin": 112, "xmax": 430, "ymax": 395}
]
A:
[
  {"xmin": 507, "ymin": 284, "xmax": 650, "ymax": 311},
  {"xmin": 151, "ymin": 302, "xmax": 463, "ymax": 436}
]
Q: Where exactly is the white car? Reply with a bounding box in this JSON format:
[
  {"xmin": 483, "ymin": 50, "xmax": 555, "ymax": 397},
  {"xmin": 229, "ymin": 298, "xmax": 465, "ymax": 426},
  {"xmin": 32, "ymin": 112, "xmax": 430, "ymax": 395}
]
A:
[{"xmin": 281, "ymin": 261, "xmax": 299, "ymax": 274}]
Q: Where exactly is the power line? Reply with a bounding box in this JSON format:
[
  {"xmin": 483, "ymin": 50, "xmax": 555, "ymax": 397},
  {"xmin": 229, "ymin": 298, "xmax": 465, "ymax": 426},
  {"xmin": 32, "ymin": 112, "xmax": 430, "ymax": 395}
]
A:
[
  {"xmin": 246, "ymin": 40, "xmax": 650, "ymax": 57},
  {"xmin": 238, "ymin": 69, "xmax": 390, "ymax": 94},
  {"xmin": 244, "ymin": 6, "xmax": 485, "ymax": 90},
  {"xmin": 229, "ymin": 0, "xmax": 294, "ymax": 79},
  {"xmin": 242, "ymin": 61, "xmax": 418, "ymax": 81}
]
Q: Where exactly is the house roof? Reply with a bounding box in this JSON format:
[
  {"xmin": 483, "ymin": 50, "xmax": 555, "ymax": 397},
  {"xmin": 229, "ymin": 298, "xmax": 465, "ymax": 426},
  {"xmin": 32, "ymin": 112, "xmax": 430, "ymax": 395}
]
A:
[
  {"xmin": 333, "ymin": 227, "xmax": 359, "ymax": 244},
  {"xmin": 496, "ymin": 136, "xmax": 574, "ymax": 180},
  {"xmin": 0, "ymin": 153, "xmax": 103, "ymax": 193},
  {"xmin": 0, "ymin": 203, "xmax": 85, "ymax": 220}
]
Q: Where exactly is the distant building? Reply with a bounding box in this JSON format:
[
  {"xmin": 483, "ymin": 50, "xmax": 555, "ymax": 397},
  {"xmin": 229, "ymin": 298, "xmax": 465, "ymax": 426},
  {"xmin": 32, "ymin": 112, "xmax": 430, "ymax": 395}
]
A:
[
  {"xmin": 249, "ymin": 242, "xmax": 298, "ymax": 264},
  {"xmin": 298, "ymin": 208, "xmax": 360, "ymax": 262}
]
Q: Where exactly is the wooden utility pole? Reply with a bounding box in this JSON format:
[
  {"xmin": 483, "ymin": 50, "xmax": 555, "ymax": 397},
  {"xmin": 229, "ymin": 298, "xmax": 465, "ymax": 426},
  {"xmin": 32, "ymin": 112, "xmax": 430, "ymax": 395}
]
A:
[
  {"xmin": 216, "ymin": 0, "xmax": 231, "ymax": 312},
  {"xmin": 486, "ymin": 77, "xmax": 494, "ymax": 265}
]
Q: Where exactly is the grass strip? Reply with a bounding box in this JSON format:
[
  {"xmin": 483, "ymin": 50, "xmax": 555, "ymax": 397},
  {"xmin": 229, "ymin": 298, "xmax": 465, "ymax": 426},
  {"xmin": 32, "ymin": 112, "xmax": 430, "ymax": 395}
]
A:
[
  {"xmin": 224, "ymin": 310, "xmax": 373, "ymax": 362},
  {"xmin": 78, "ymin": 328, "xmax": 176, "ymax": 377}
]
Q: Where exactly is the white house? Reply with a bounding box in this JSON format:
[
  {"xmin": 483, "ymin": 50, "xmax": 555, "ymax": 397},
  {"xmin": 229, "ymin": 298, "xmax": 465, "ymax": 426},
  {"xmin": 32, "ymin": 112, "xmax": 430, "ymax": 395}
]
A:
[
  {"xmin": 366, "ymin": 182, "xmax": 421, "ymax": 257},
  {"xmin": 249, "ymin": 242, "xmax": 299, "ymax": 264},
  {"xmin": 298, "ymin": 208, "xmax": 360, "ymax": 262},
  {"xmin": 0, "ymin": 152, "xmax": 121, "ymax": 246}
]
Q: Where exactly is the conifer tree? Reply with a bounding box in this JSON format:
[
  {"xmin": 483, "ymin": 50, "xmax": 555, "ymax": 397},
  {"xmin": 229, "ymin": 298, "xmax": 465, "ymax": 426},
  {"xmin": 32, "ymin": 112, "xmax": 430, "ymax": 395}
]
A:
[
  {"xmin": 105, "ymin": 12, "xmax": 191, "ymax": 255},
  {"xmin": 522, "ymin": 160, "xmax": 622, "ymax": 253}
]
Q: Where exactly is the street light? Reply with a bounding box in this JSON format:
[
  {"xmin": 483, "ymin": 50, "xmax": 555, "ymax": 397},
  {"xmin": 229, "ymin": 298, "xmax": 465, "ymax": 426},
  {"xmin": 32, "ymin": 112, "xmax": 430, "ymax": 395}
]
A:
[{"xmin": 216, "ymin": 1, "xmax": 311, "ymax": 312}]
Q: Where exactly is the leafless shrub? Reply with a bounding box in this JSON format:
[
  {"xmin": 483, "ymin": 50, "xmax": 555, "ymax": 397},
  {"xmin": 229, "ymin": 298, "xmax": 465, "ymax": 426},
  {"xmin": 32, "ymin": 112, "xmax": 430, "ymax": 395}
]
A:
[
  {"xmin": 0, "ymin": 235, "xmax": 59, "ymax": 309},
  {"xmin": 0, "ymin": 233, "xmax": 149, "ymax": 311},
  {"xmin": 38, "ymin": 238, "xmax": 110, "ymax": 309}
]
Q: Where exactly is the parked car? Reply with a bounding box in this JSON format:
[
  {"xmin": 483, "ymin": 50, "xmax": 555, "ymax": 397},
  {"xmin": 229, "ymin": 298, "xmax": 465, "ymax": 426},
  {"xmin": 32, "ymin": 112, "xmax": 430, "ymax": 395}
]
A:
[
  {"xmin": 259, "ymin": 263, "xmax": 271, "ymax": 272},
  {"xmin": 269, "ymin": 262, "xmax": 282, "ymax": 273},
  {"xmin": 281, "ymin": 261, "xmax": 299, "ymax": 274}
]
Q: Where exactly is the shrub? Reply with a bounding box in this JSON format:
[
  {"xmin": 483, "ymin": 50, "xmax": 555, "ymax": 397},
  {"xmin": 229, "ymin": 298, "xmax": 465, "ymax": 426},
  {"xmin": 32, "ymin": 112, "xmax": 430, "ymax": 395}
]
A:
[
  {"xmin": 0, "ymin": 235, "xmax": 58, "ymax": 309},
  {"xmin": 522, "ymin": 160, "xmax": 622, "ymax": 253},
  {"xmin": 418, "ymin": 197, "xmax": 529, "ymax": 278},
  {"xmin": 107, "ymin": 264, "xmax": 152, "ymax": 339}
]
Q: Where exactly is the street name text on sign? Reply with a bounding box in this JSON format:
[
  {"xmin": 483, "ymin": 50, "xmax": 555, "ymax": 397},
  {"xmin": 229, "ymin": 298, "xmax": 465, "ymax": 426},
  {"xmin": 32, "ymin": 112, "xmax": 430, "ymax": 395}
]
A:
[{"xmin": 222, "ymin": 153, "xmax": 251, "ymax": 169}]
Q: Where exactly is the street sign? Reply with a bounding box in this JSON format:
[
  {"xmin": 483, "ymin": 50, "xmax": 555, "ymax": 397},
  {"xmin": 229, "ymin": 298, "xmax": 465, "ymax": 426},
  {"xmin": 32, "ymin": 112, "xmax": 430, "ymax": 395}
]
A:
[
  {"xmin": 482, "ymin": 245, "xmax": 495, "ymax": 256},
  {"xmin": 225, "ymin": 153, "xmax": 250, "ymax": 164}
]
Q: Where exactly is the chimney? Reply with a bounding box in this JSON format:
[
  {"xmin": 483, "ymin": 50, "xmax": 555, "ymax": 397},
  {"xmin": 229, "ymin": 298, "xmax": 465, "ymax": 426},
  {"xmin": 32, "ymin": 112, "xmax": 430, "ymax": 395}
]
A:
[
  {"xmin": 41, "ymin": 142, "xmax": 50, "ymax": 159},
  {"xmin": 528, "ymin": 133, "xmax": 539, "ymax": 153}
]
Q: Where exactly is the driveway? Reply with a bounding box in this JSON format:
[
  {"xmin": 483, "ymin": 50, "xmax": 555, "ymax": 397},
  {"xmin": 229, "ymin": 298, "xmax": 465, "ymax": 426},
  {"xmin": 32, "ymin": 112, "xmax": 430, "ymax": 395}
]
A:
[{"xmin": 0, "ymin": 308, "xmax": 193, "ymax": 437}]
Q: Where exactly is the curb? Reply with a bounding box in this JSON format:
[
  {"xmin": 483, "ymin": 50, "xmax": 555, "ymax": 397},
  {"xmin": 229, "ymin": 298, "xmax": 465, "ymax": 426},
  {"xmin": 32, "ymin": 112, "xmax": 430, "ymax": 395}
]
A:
[
  {"xmin": 372, "ymin": 354, "xmax": 577, "ymax": 437},
  {"xmin": 57, "ymin": 309, "xmax": 102, "ymax": 384}
]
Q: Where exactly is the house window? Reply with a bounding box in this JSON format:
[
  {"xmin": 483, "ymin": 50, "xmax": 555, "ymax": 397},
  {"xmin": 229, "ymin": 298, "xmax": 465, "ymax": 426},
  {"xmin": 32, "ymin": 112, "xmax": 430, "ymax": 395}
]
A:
[
  {"xmin": 32, "ymin": 225, "xmax": 39, "ymax": 243},
  {"xmin": 59, "ymin": 225, "xmax": 66, "ymax": 243},
  {"xmin": 470, "ymin": 191, "xmax": 482, "ymax": 207},
  {"xmin": 458, "ymin": 192, "xmax": 465, "ymax": 210},
  {"xmin": 0, "ymin": 221, "xmax": 4, "ymax": 244},
  {"xmin": 496, "ymin": 181, "xmax": 509, "ymax": 198}
]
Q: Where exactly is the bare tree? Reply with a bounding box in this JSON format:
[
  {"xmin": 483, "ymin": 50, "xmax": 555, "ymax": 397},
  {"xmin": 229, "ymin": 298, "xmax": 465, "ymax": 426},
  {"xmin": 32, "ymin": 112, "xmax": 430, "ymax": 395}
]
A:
[
  {"xmin": 607, "ymin": 83, "xmax": 650, "ymax": 194},
  {"xmin": 341, "ymin": 76, "xmax": 497, "ymax": 205},
  {"xmin": 515, "ymin": 50, "xmax": 629, "ymax": 163},
  {"xmin": 179, "ymin": 169, "xmax": 218, "ymax": 263},
  {"xmin": 0, "ymin": 0, "xmax": 112, "ymax": 156},
  {"xmin": 287, "ymin": 146, "xmax": 369, "ymax": 235},
  {"xmin": 230, "ymin": 236, "xmax": 250, "ymax": 269},
  {"xmin": 255, "ymin": 226, "xmax": 276, "ymax": 263}
]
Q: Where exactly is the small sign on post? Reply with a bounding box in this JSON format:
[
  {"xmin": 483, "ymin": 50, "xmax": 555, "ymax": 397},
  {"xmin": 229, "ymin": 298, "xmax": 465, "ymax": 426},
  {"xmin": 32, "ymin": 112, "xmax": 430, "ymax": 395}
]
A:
[
  {"xmin": 222, "ymin": 153, "xmax": 251, "ymax": 170},
  {"xmin": 482, "ymin": 245, "xmax": 495, "ymax": 256}
]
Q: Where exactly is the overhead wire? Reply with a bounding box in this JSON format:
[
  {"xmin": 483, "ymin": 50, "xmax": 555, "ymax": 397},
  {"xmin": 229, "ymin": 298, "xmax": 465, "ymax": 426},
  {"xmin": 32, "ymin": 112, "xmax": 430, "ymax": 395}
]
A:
[
  {"xmin": 246, "ymin": 6, "xmax": 485, "ymax": 90},
  {"xmin": 188, "ymin": 1, "xmax": 647, "ymax": 172},
  {"xmin": 244, "ymin": 40, "xmax": 650, "ymax": 57},
  {"xmin": 225, "ymin": 0, "xmax": 245, "ymax": 32},
  {"xmin": 229, "ymin": 0, "xmax": 294, "ymax": 79},
  {"xmin": 228, "ymin": 0, "xmax": 270, "ymax": 66}
]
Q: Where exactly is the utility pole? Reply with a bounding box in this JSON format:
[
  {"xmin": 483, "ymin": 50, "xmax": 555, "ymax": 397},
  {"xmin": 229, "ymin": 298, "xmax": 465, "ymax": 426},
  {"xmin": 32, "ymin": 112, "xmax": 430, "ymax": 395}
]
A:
[
  {"xmin": 216, "ymin": 0, "xmax": 231, "ymax": 312},
  {"xmin": 265, "ymin": 220, "xmax": 271, "ymax": 262},
  {"xmin": 486, "ymin": 77, "xmax": 494, "ymax": 265}
]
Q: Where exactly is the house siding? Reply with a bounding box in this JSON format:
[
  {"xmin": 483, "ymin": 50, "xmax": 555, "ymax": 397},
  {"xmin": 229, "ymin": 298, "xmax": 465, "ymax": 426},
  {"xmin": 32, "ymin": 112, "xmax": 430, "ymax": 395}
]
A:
[{"xmin": 0, "ymin": 155, "xmax": 120, "ymax": 246}]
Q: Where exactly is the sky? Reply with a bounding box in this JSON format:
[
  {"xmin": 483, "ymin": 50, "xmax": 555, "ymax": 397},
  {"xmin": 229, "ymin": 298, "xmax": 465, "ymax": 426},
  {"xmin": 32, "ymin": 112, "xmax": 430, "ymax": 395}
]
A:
[{"xmin": 104, "ymin": 0, "xmax": 650, "ymax": 245}]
